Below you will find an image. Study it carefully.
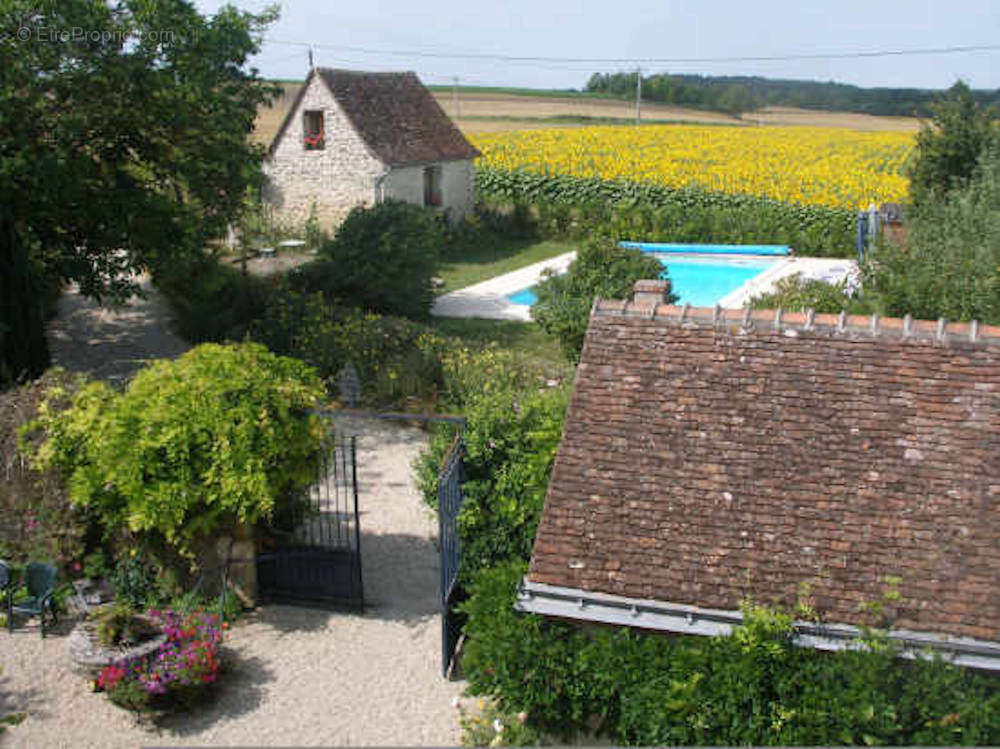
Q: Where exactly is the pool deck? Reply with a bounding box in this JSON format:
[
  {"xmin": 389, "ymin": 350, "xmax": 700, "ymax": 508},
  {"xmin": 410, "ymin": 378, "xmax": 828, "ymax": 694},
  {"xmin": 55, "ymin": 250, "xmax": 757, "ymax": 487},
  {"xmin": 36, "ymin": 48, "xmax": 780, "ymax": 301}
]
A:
[
  {"xmin": 431, "ymin": 251, "xmax": 857, "ymax": 320},
  {"xmin": 432, "ymin": 251, "xmax": 577, "ymax": 321}
]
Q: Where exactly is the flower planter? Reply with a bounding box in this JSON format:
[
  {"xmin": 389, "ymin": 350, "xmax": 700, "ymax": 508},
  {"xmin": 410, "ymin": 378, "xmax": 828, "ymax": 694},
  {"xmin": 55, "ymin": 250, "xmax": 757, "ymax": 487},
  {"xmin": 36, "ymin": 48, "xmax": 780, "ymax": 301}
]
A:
[{"xmin": 67, "ymin": 616, "xmax": 167, "ymax": 677}]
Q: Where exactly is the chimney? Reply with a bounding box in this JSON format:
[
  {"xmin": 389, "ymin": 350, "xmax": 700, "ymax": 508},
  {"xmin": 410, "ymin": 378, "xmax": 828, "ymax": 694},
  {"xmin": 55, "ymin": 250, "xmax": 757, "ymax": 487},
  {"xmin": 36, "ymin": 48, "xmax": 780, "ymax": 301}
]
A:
[{"xmin": 632, "ymin": 279, "xmax": 672, "ymax": 308}]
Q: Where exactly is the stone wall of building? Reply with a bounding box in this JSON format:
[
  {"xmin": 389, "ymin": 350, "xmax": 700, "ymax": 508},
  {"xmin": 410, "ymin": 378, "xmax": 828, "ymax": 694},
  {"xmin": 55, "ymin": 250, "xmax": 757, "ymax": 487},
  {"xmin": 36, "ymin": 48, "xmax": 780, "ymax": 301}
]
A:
[
  {"xmin": 441, "ymin": 159, "xmax": 475, "ymax": 220},
  {"xmin": 263, "ymin": 76, "xmax": 384, "ymax": 228},
  {"xmin": 382, "ymin": 160, "xmax": 475, "ymax": 221},
  {"xmin": 264, "ymin": 78, "xmax": 477, "ymax": 229}
]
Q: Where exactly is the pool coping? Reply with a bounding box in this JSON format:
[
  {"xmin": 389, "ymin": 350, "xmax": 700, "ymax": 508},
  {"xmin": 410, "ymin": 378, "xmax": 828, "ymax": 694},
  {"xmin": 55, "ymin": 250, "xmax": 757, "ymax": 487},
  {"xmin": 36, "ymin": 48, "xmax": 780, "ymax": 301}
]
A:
[
  {"xmin": 431, "ymin": 251, "xmax": 858, "ymax": 321},
  {"xmin": 432, "ymin": 251, "xmax": 577, "ymax": 321}
]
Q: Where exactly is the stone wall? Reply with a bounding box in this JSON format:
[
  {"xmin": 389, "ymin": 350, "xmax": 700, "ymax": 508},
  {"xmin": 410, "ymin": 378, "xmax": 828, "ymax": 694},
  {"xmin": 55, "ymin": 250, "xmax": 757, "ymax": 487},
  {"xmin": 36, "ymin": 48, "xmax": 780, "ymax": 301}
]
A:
[
  {"xmin": 263, "ymin": 75, "xmax": 384, "ymax": 228},
  {"xmin": 264, "ymin": 77, "xmax": 477, "ymax": 229}
]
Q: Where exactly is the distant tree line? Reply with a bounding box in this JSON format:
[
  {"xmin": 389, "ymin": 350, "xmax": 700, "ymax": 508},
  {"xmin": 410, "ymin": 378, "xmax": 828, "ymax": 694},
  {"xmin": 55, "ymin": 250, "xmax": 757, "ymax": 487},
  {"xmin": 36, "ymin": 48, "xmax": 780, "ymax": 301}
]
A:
[{"xmin": 585, "ymin": 71, "xmax": 1000, "ymax": 118}]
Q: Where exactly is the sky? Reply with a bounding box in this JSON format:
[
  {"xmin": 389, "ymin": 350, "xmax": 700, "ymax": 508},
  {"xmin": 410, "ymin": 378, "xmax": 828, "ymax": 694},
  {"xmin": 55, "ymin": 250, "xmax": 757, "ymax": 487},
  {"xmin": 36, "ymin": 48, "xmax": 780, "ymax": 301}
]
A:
[{"xmin": 194, "ymin": 0, "xmax": 1000, "ymax": 90}]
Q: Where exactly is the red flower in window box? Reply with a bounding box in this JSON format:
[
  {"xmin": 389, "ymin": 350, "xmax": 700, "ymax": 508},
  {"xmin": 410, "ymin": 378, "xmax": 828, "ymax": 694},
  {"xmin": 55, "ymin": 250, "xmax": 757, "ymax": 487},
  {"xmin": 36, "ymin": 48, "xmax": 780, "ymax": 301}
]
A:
[
  {"xmin": 304, "ymin": 133, "xmax": 324, "ymax": 149},
  {"xmin": 426, "ymin": 194, "xmax": 442, "ymax": 206}
]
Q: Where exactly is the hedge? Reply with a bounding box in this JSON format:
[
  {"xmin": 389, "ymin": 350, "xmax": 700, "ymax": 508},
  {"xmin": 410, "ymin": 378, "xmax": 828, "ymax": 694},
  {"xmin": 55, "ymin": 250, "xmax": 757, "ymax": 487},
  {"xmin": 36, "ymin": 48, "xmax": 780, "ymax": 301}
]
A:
[{"xmin": 476, "ymin": 167, "xmax": 856, "ymax": 257}]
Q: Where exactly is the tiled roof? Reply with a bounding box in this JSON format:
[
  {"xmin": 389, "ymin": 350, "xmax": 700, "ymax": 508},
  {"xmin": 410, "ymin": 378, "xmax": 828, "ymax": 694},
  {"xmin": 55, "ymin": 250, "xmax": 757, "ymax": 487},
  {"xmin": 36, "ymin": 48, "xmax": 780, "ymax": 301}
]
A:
[
  {"xmin": 270, "ymin": 68, "xmax": 479, "ymax": 166},
  {"xmin": 527, "ymin": 285, "xmax": 1000, "ymax": 642}
]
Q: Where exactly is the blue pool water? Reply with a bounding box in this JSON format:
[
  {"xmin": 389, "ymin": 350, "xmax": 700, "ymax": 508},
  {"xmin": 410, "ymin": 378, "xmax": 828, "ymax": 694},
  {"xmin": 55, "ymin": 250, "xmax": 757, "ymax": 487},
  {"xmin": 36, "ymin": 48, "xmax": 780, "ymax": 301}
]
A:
[{"xmin": 507, "ymin": 255, "xmax": 775, "ymax": 308}]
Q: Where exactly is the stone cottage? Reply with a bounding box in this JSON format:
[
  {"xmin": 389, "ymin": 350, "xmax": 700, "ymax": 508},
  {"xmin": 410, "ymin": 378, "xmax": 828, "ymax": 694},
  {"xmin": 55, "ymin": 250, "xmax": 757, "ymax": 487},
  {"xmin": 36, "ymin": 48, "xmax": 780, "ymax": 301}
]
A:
[
  {"xmin": 263, "ymin": 68, "xmax": 480, "ymax": 227},
  {"xmin": 520, "ymin": 280, "xmax": 1000, "ymax": 670}
]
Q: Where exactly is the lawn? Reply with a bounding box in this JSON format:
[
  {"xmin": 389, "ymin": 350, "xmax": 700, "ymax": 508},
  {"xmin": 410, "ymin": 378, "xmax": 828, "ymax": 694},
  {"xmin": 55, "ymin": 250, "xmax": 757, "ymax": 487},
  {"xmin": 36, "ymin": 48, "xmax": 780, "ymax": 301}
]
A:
[
  {"xmin": 431, "ymin": 317, "xmax": 571, "ymax": 377},
  {"xmin": 437, "ymin": 239, "xmax": 575, "ymax": 294}
]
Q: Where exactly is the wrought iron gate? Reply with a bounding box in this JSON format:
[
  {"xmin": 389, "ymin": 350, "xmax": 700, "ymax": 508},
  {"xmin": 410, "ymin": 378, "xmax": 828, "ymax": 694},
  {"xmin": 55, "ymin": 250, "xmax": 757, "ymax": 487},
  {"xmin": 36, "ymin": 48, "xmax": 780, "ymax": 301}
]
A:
[
  {"xmin": 256, "ymin": 429, "xmax": 363, "ymax": 610},
  {"xmin": 335, "ymin": 408, "xmax": 467, "ymax": 677},
  {"xmin": 439, "ymin": 434, "xmax": 466, "ymax": 677}
]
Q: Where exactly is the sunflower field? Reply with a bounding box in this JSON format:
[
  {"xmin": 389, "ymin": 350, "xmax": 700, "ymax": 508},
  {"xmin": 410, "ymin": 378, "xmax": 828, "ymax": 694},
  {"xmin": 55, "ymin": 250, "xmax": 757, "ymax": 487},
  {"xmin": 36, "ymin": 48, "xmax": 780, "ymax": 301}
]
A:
[
  {"xmin": 469, "ymin": 124, "xmax": 913, "ymax": 210},
  {"xmin": 468, "ymin": 125, "xmax": 915, "ymax": 256}
]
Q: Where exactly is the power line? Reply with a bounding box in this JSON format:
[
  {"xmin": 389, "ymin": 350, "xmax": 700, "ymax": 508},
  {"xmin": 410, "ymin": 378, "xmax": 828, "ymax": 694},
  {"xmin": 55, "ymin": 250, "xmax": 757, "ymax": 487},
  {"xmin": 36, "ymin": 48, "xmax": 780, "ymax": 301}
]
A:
[{"xmin": 262, "ymin": 38, "xmax": 1000, "ymax": 66}]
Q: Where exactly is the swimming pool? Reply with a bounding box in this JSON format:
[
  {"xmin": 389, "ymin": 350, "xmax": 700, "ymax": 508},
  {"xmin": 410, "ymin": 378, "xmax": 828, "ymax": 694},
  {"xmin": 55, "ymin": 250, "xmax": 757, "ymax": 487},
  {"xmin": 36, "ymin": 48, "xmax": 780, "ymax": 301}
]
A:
[{"xmin": 506, "ymin": 254, "xmax": 778, "ymax": 308}]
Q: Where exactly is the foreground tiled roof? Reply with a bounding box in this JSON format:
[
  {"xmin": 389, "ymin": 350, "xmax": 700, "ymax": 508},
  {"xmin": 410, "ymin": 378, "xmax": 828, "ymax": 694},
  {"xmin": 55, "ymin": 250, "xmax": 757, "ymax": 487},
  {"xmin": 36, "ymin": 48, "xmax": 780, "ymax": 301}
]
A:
[
  {"xmin": 271, "ymin": 68, "xmax": 479, "ymax": 166},
  {"xmin": 528, "ymin": 289, "xmax": 1000, "ymax": 641}
]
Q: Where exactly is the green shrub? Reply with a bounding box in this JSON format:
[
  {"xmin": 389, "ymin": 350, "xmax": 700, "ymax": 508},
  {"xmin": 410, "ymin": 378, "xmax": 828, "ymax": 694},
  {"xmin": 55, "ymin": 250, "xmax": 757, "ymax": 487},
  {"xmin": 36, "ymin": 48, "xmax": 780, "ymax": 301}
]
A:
[
  {"xmin": 441, "ymin": 204, "xmax": 538, "ymax": 263},
  {"xmin": 22, "ymin": 343, "xmax": 325, "ymax": 558},
  {"xmin": 91, "ymin": 602, "xmax": 158, "ymax": 648},
  {"xmin": 865, "ymin": 143, "xmax": 1000, "ymax": 324},
  {"xmin": 310, "ymin": 200, "xmax": 445, "ymax": 318},
  {"xmin": 156, "ymin": 255, "xmax": 273, "ymax": 343},
  {"xmin": 532, "ymin": 239, "xmax": 667, "ymax": 362},
  {"xmin": 251, "ymin": 284, "xmax": 451, "ymax": 407},
  {"xmin": 460, "ymin": 562, "xmax": 1000, "ymax": 746},
  {"xmin": 417, "ymin": 383, "xmax": 568, "ymax": 580},
  {"xmin": 0, "ymin": 369, "xmax": 93, "ymax": 572},
  {"xmin": 477, "ymin": 169, "xmax": 856, "ymax": 256},
  {"xmin": 749, "ymin": 273, "xmax": 872, "ymax": 314},
  {"xmin": 437, "ymin": 346, "xmax": 542, "ymax": 411}
]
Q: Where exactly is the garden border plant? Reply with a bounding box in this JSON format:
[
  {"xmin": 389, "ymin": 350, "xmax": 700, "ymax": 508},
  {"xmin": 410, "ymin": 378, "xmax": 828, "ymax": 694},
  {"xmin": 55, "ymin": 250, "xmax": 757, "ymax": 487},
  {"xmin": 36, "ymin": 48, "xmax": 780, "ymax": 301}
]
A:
[
  {"xmin": 417, "ymin": 342, "xmax": 1000, "ymax": 747},
  {"xmin": 21, "ymin": 342, "xmax": 326, "ymax": 566}
]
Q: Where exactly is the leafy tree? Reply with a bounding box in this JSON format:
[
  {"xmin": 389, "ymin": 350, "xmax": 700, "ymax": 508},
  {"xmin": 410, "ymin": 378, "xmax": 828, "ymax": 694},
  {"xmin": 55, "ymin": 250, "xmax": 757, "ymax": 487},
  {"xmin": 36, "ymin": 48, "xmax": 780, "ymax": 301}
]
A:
[
  {"xmin": 719, "ymin": 83, "xmax": 760, "ymax": 117},
  {"xmin": 866, "ymin": 143, "xmax": 1000, "ymax": 323},
  {"xmin": 22, "ymin": 343, "xmax": 325, "ymax": 558},
  {"xmin": 908, "ymin": 80, "xmax": 998, "ymax": 205},
  {"xmin": 0, "ymin": 0, "xmax": 279, "ymax": 388},
  {"xmin": 531, "ymin": 240, "xmax": 669, "ymax": 362},
  {"xmin": 308, "ymin": 200, "xmax": 445, "ymax": 319}
]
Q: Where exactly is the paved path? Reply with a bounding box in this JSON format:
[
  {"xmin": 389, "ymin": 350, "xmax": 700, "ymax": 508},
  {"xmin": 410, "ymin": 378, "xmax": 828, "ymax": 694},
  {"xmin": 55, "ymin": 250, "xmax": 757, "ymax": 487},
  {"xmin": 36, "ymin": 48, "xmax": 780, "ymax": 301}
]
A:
[
  {"xmin": 1, "ymin": 417, "xmax": 465, "ymax": 747},
  {"xmin": 46, "ymin": 276, "xmax": 189, "ymax": 383}
]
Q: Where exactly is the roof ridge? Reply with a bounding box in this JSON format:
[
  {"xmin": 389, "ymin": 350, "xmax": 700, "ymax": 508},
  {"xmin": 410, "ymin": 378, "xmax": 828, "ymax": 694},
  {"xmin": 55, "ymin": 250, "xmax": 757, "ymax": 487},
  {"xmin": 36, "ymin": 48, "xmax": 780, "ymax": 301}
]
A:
[
  {"xmin": 315, "ymin": 67, "xmax": 415, "ymax": 76},
  {"xmin": 592, "ymin": 299, "xmax": 1000, "ymax": 347}
]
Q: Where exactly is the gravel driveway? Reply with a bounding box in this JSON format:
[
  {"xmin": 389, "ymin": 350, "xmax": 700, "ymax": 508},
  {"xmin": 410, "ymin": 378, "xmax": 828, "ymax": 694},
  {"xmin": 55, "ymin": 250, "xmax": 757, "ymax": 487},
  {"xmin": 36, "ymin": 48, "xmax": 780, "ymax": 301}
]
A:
[{"xmin": 3, "ymin": 284, "xmax": 466, "ymax": 745}]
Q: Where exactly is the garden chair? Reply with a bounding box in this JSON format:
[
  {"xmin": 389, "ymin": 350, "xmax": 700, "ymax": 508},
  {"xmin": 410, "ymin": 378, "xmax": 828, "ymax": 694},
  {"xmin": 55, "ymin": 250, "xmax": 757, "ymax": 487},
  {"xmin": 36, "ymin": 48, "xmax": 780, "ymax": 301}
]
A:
[
  {"xmin": 0, "ymin": 561, "xmax": 9, "ymax": 617},
  {"xmin": 8, "ymin": 562, "xmax": 57, "ymax": 638}
]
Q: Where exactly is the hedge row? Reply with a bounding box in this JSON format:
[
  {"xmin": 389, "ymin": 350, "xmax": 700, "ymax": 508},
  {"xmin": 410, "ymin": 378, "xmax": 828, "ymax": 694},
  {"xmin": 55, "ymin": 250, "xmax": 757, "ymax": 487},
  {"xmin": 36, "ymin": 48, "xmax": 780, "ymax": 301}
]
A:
[
  {"xmin": 461, "ymin": 561, "xmax": 1000, "ymax": 746},
  {"xmin": 476, "ymin": 167, "xmax": 856, "ymax": 257}
]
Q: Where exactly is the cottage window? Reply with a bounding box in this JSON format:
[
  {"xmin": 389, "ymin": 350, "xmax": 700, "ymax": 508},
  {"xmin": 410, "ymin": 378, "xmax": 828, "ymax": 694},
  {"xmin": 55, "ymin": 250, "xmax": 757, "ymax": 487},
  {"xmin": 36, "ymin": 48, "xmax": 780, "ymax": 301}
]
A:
[
  {"xmin": 423, "ymin": 165, "xmax": 442, "ymax": 207},
  {"xmin": 303, "ymin": 110, "xmax": 325, "ymax": 150}
]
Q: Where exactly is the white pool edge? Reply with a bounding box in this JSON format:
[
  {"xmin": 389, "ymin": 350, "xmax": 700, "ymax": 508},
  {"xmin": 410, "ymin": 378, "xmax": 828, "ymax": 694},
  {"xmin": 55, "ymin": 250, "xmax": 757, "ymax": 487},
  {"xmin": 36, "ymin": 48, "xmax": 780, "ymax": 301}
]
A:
[
  {"xmin": 431, "ymin": 251, "xmax": 858, "ymax": 320},
  {"xmin": 432, "ymin": 251, "xmax": 577, "ymax": 321}
]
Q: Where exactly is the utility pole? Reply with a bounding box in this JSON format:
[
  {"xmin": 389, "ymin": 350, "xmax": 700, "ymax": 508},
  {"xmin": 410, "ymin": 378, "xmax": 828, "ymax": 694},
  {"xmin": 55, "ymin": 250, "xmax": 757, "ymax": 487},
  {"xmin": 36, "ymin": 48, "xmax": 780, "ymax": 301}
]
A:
[
  {"xmin": 452, "ymin": 76, "xmax": 460, "ymax": 120},
  {"xmin": 635, "ymin": 66, "xmax": 641, "ymax": 125}
]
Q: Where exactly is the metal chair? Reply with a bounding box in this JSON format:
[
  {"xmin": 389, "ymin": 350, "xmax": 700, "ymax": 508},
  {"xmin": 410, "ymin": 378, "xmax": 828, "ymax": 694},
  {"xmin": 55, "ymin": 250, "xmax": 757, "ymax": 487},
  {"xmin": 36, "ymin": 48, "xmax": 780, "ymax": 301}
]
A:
[
  {"xmin": 0, "ymin": 561, "xmax": 9, "ymax": 622},
  {"xmin": 8, "ymin": 563, "xmax": 57, "ymax": 638}
]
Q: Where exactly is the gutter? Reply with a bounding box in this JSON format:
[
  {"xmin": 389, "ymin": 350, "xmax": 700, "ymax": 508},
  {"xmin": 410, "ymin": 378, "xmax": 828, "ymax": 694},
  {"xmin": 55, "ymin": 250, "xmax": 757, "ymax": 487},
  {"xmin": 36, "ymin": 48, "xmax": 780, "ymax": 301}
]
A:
[
  {"xmin": 516, "ymin": 579, "xmax": 1000, "ymax": 672},
  {"xmin": 374, "ymin": 167, "xmax": 391, "ymax": 204}
]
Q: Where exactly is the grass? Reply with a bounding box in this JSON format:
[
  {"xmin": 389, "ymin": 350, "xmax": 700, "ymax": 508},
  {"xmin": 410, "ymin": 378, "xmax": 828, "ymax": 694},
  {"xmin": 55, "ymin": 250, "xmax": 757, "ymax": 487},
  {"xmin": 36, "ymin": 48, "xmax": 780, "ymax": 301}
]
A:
[
  {"xmin": 431, "ymin": 317, "xmax": 570, "ymax": 375},
  {"xmin": 438, "ymin": 239, "xmax": 575, "ymax": 294}
]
